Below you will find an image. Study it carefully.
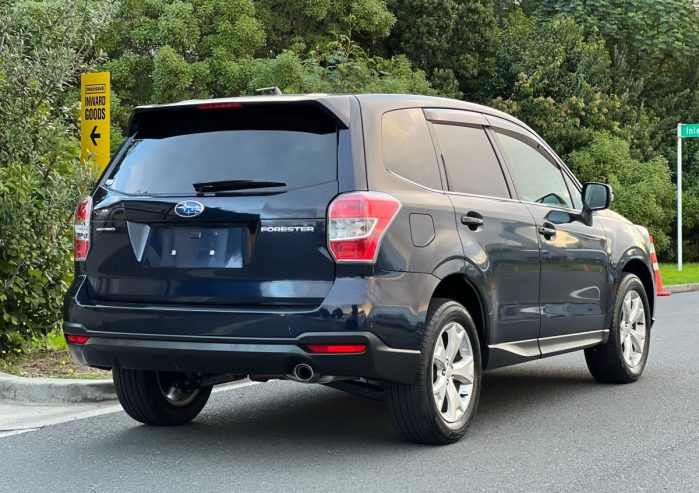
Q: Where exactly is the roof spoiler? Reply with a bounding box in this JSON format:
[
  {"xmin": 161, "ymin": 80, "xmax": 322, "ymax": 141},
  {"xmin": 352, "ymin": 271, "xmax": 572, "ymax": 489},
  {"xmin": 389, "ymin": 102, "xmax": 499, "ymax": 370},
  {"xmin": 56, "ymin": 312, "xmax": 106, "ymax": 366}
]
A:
[{"xmin": 126, "ymin": 97, "xmax": 351, "ymax": 136}]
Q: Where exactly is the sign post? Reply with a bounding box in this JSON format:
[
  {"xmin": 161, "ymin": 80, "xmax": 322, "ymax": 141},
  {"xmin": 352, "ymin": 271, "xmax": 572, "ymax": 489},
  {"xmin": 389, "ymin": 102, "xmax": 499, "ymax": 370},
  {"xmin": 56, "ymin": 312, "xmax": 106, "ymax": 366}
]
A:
[
  {"xmin": 677, "ymin": 123, "xmax": 699, "ymax": 272},
  {"xmin": 678, "ymin": 124, "xmax": 682, "ymax": 271},
  {"xmin": 80, "ymin": 72, "xmax": 110, "ymax": 171}
]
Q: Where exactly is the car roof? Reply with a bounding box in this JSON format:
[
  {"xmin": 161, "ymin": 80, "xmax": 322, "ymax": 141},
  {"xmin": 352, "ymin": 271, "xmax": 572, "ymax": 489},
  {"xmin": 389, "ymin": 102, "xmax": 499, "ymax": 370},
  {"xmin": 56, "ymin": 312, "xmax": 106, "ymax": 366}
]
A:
[
  {"xmin": 129, "ymin": 93, "xmax": 537, "ymax": 140},
  {"xmin": 353, "ymin": 94, "xmax": 513, "ymax": 119}
]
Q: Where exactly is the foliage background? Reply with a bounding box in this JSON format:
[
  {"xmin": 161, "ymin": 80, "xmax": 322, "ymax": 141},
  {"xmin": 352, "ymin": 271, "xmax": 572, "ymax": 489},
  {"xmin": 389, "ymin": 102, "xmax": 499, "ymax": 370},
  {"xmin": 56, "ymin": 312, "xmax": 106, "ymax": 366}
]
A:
[
  {"xmin": 1, "ymin": 0, "xmax": 697, "ymax": 348},
  {"xmin": 0, "ymin": 0, "xmax": 110, "ymax": 349}
]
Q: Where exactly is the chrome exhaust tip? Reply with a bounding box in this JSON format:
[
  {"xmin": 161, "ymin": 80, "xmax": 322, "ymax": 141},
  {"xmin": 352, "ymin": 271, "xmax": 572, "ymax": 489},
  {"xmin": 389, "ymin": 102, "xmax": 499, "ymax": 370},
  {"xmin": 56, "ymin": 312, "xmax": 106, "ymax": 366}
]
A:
[{"xmin": 292, "ymin": 363, "xmax": 315, "ymax": 382}]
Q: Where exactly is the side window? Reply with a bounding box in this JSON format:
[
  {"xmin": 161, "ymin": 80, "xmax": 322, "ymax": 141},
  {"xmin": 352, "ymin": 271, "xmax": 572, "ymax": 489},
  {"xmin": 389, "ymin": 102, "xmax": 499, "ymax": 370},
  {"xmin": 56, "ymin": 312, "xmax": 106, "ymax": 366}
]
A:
[
  {"xmin": 562, "ymin": 171, "xmax": 582, "ymax": 210},
  {"xmin": 495, "ymin": 131, "xmax": 573, "ymax": 209},
  {"xmin": 433, "ymin": 124, "xmax": 510, "ymax": 198},
  {"xmin": 382, "ymin": 109, "xmax": 442, "ymax": 189}
]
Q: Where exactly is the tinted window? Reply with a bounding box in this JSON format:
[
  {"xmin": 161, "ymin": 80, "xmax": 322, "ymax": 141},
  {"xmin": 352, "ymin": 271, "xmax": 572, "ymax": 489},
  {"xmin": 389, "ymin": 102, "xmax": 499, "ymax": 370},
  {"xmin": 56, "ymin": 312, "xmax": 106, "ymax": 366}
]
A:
[
  {"xmin": 495, "ymin": 132, "xmax": 573, "ymax": 208},
  {"xmin": 434, "ymin": 124, "xmax": 509, "ymax": 198},
  {"xmin": 107, "ymin": 105, "xmax": 337, "ymax": 195},
  {"xmin": 382, "ymin": 109, "xmax": 441, "ymax": 189}
]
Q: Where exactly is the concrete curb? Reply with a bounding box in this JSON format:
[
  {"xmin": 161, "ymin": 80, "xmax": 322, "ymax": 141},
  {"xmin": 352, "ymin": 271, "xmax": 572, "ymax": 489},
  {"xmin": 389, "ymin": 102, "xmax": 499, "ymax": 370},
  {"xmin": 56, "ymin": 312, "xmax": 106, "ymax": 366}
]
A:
[
  {"xmin": 666, "ymin": 283, "xmax": 699, "ymax": 294},
  {"xmin": 0, "ymin": 371, "xmax": 115, "ymax": 404}
]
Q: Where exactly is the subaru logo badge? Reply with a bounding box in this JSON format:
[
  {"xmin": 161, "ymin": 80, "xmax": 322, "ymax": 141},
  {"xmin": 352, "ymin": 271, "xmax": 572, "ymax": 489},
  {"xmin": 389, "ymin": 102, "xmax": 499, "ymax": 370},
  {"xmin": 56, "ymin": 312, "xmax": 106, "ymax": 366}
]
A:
[{"xmin": 174, "ymin": 200, "xmax": 205, "ymax": 218}]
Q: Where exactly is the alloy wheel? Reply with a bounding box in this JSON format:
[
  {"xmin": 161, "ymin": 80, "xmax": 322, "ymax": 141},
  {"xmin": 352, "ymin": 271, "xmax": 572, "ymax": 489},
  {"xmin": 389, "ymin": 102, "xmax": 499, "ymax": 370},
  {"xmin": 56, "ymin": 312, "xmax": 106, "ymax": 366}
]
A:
[
  {"xmin": 156, "ymin": 372, "xmax": 200, "ymax": 407},
  {"xmin": 432, "ymin": 322, "xmax": 475, "ymax": 423},
  {"xmin": 620, "ymin": 290, "xmax": 646, "ymax": 368}
]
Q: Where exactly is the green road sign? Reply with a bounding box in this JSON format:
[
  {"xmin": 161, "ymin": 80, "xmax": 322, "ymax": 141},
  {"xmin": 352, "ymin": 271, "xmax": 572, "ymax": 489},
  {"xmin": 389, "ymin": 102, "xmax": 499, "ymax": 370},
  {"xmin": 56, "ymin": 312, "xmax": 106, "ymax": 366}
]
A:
[
  {"xmin": 677, "ymin": 123, "xmax": 699, "ymax": 271},
  {"xmin": 680, "ymin": 123, "xmax": 699, "ymax": 138}
]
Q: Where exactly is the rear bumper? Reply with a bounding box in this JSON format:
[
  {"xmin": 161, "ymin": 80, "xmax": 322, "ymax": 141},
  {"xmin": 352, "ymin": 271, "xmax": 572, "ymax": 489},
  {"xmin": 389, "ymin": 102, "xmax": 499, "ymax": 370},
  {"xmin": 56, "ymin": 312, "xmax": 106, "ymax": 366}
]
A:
[
  {"xmin": 64, "ymin": 328, "xmax": 420, "ymax": 384},
  {"xmin": 63, "ymin": 271, "xmax": 441, "ymax": 384}
]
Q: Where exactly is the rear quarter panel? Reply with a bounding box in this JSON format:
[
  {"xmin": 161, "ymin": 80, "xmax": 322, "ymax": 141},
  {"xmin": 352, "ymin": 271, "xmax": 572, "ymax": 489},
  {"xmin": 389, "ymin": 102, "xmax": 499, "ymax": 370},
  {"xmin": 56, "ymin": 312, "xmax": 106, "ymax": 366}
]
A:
[
  {"xmin": 356, "ymin": 97, "xmax": 465, "ymax": 278},
  {"xmin": 355, "ymin": 97, "xmax": 490, "ymax": 350}
]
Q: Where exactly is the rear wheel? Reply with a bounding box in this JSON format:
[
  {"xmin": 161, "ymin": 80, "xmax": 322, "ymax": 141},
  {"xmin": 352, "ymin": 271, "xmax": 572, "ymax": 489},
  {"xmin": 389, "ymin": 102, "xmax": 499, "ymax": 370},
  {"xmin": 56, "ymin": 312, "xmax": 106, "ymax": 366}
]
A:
[
  {"xmin": 113, "ymin": 369, "xmax": 212, "ymax": 426},
  {"xmin": 386, "ymin": 298, "xmax": 482, "ymax": 445},
  {"xmin": 585, "ymin": 273, "xmax": 651, "ymax": 383}
]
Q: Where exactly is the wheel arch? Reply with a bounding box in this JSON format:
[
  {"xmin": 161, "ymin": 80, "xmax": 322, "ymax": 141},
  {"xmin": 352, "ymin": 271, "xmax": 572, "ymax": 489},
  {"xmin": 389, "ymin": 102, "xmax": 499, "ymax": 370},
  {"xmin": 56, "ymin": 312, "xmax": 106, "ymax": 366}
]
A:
[
  {"xmin": 430, "ymin": 273, "xmax": 490, "ymax": 368},
  {"xmin": 619, "ymin": 257, "xmax": 655, "ymax": 319}
]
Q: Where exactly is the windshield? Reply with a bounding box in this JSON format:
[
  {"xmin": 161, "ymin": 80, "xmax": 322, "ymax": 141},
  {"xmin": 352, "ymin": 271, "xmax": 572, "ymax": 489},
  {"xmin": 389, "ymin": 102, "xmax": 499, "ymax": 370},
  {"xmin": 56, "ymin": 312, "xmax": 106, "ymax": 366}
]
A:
[{"xmin": 106, "ymin": 105, "xmax": 338, "ymax": 196}]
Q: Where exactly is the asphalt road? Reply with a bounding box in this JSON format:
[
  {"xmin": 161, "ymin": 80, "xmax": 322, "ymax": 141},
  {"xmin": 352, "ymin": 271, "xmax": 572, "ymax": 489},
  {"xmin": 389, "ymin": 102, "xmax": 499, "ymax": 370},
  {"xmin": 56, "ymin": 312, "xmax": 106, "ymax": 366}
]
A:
[{"xmin": 1, "ymin": 293, "xmax": 698, "ymax": 492}]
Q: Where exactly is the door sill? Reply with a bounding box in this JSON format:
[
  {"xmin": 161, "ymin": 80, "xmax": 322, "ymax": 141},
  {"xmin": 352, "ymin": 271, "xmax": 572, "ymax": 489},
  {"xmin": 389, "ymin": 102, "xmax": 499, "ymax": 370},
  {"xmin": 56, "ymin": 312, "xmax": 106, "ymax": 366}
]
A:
[
  {"xmin": 539, "ymin": 329, "xmax": 608, "ymax": 357},
  {"xmin": 486, "ymin": 329, "xmax": 608, "ymax": 369}
]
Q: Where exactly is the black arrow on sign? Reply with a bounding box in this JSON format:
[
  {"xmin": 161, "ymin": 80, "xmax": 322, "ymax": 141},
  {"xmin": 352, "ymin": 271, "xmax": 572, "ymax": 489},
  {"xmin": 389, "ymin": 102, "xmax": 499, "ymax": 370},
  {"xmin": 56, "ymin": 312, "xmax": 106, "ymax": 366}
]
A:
[{"xmin": 90, "ymin": 126, "xmax": 101, "ymax": 146}]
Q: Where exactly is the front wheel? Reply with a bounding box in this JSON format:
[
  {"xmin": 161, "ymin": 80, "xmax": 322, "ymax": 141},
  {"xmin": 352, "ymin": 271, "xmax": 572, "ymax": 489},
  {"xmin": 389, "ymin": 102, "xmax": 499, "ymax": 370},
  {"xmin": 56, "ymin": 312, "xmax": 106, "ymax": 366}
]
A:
[
  {"xmin": 386, "ymin": 298, "xmax": 482, "ymax": 445},
  {"xmin": 585, "ymin": 273, "xmax": 651, "ymax": 383},
  {"xmin": 113, "ymin": 369, "xmax": 212, "ymax": 426}
]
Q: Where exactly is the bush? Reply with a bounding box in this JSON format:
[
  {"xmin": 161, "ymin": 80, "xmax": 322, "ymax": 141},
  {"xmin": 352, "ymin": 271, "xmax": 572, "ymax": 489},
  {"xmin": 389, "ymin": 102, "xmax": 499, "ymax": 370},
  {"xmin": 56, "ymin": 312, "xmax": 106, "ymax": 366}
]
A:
[{"xmin": 0, "ymin": 1, "xmax": 110, "ymax": 349}]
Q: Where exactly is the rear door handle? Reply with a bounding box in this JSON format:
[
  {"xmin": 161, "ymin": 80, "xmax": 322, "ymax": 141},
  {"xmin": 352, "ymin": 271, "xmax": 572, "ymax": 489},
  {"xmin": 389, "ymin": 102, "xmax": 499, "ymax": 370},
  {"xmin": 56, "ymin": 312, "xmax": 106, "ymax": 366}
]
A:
[
  {"xmin": 461, "ymin": 212, "xmax": 484, "ymax": 230},
  {"xmin": 538, "ymin": 223, "xmax": 556, "ymax": 239}
]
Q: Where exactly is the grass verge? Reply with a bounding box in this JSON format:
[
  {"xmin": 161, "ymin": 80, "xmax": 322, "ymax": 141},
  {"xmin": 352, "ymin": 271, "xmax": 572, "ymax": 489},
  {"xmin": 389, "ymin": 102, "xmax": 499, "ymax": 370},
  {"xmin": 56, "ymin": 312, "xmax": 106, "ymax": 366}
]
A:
[
  {"xmin": 658, "ymin": 262, "xmax": 699, "ymax": 286},
  {"xmin": 0, "ymin": 332, "xmax": 110, "ymax": 379}
]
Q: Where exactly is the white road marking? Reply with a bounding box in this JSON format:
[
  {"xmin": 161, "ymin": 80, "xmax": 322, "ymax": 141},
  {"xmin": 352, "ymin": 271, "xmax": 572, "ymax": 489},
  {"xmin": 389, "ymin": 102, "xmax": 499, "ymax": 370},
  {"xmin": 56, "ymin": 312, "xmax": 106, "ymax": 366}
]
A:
[
  {"xmin": 0, "ymin": 379, "xmax": 260, "ymax": 438},
  {"xmin": 0, "ymin": 428, "xmax": 40, "ymax": 438}
]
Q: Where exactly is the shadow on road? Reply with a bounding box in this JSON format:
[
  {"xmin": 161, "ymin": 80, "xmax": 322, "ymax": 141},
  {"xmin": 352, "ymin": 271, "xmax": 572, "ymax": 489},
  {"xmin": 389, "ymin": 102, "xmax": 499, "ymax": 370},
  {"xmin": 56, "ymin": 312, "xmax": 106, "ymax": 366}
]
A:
[
  {"xmin": 90, "ymin": 359, "xmax": 612, "ymax": 457},
  {"xmin": 478, "ymin": 363, "xmax": 598, "ymax": 417}
]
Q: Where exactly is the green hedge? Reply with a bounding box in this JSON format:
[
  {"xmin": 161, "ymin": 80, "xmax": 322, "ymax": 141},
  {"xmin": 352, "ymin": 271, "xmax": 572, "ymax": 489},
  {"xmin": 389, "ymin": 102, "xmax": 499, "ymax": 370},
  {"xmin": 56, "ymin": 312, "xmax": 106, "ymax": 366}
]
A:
[{"xmin": 0, "ymin": 1, "xmax": 108, "ymax": 349}]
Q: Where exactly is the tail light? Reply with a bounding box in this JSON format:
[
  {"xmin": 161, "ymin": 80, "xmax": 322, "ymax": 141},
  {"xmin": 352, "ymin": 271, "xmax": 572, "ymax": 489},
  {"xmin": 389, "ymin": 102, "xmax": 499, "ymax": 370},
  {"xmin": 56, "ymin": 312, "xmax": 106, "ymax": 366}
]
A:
[
  {"xmin": 328, "ymin": 191, "xmax": 401, "ymax": 263},
  {"xmin": 74, "ymin": 197, "xmax": 92, "ymax": 261}
]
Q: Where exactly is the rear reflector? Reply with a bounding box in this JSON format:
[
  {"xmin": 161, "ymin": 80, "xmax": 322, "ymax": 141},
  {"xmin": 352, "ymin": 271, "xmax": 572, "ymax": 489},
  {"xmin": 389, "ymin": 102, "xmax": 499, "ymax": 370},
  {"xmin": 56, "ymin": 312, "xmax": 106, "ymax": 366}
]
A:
[
  {"xmin": 305, "ymin": 344, "xmax": 367, "ymax": 354},
  {"xmin": 65, "ymin": 334, "xmax": 90, "ymax": 345},
  {"xmin": 327, "ymin": 191, "xmax": 401, "ymax": 263}
]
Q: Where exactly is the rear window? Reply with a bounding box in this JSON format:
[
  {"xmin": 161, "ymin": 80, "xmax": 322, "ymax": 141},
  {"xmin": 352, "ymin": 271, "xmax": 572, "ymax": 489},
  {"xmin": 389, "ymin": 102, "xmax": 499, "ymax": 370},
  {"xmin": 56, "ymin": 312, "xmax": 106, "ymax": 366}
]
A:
[
  {"xmin": 106, "ymin": 104, "xmax": 338, "ymax": 195},
  {"xmin": 381, "ymin": 108, "xmax": 442, "ymax": 189}
]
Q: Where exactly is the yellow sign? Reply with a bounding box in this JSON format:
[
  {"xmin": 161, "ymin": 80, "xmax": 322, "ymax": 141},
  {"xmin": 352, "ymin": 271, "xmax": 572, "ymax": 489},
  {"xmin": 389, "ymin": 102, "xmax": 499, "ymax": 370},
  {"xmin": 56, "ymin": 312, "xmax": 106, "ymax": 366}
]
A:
[{"xmin": 80, "ymin": 72, "xmax": 110, "ymax": 170}]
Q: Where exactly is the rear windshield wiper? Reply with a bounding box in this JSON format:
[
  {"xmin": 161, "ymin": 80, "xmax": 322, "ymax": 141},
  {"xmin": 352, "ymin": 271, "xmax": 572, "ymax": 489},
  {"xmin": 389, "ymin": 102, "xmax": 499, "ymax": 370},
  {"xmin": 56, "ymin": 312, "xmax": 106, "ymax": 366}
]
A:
[{"xmin": 193, "ymin": 180, "xmax": 287, "ymax": 193}]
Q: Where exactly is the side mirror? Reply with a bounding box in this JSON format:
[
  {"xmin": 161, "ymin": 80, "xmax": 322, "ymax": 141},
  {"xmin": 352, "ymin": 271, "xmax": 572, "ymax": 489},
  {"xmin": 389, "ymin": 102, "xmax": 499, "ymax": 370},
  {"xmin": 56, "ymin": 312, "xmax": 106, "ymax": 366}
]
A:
[{"xmin": 582, "ymin": 182, "xmax": 613, "ymax": 211}]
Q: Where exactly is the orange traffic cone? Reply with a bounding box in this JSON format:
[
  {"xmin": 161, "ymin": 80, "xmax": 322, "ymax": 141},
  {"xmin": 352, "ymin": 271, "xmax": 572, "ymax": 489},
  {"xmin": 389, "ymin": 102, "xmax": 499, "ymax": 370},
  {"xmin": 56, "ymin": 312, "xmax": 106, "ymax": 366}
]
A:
[{"xmin": 649, "ymin": 236, "xmax": 671, "ymax": 296}]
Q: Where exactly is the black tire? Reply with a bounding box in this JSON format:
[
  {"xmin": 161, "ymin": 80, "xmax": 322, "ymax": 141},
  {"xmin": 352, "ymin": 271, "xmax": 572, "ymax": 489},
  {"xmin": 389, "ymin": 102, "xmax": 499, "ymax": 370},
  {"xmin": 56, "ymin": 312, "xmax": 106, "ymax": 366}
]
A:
[
  {"xmin": 113, "ymin": 369, "xmax": 212, "ymax": 426},
  {"xmin": 585, "ymin": 273, "xmax": 651, "ymax": 383},
  {"xmin": 386, "ymin": 298, "xmax": 482, "ymax": 445}
]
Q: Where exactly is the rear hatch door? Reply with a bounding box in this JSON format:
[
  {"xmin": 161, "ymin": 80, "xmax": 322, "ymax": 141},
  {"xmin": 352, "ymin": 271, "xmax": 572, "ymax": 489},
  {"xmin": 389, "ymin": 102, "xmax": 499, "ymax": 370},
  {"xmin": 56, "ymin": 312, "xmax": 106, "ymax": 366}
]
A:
[{"xmin": 86, "ymin": 102, "xmax": 340, "ymax": 307}]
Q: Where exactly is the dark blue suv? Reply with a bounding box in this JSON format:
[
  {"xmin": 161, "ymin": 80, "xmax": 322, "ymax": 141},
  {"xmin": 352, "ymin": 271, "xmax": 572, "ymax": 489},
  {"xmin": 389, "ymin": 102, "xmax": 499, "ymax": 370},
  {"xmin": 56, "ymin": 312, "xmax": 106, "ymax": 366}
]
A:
[{"xmin": 64, "ymin": 94, "xmax": 655, "ymax": 444}]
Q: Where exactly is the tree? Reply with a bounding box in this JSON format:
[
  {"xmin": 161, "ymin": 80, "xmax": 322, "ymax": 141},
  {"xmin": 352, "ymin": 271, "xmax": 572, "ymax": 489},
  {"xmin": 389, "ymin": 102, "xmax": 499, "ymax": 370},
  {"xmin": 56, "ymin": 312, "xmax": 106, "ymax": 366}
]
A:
[
  {"xmin": 0, "ymin": 0, "xmax": 112, "ymax": 349},
  {"xmin": 537, "ymin": 0, "xmax": 699, "ymax": 65},
  {"xmin": 100, "ymin": 0, "xmax": 433, "ymax": 134},
  {"xmin": 568, "ymin": 133, "xmax": 675, "ymax": 251},
  {"xmin": 255, "ymin": 0, "xmax": 396, "ymax": 55},
  {"xmin": 383, "ymin": 0, "xmax": 496, "ymax": 99},
  {"xmin": 484, "ymin": 12, "xmax": 660, "ymax": 159},
  {"xmin": 100, "ymin": 0, "xmax": 267, "ymax": 129},
  {"xmin": 249, "ymin": 37, "xmax": 434, "ymax": 94},
  {"xmin": 534, "ymin": 1, "xmax": 699, "ymax": 258}
]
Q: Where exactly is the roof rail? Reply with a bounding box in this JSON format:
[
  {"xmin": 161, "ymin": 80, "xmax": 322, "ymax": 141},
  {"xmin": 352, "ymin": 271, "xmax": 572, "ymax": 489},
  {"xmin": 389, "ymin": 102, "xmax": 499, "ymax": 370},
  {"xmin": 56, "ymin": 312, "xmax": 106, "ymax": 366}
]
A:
[{"xmin": 254, "ymin": 87, "xmax": 283, "ymax": 96}]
